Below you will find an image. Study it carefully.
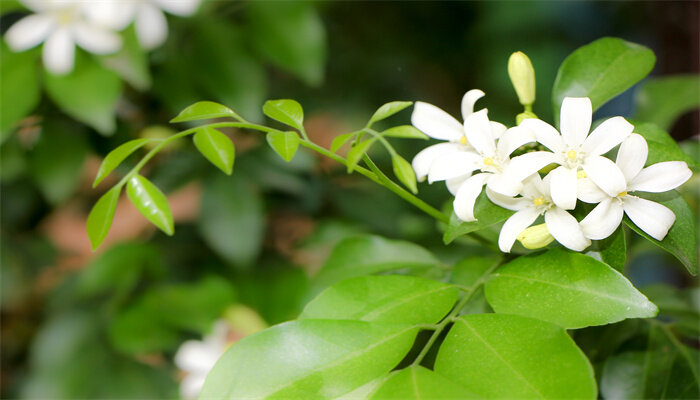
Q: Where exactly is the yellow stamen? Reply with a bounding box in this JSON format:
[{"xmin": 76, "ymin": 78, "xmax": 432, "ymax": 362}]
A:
[
  {"xmin": 483, "ymin": 157, "xmax": 494, "ymax": 166},
  {"xmin": 533, "ymin": 197, "xmax": 545, "ymax": 206},
  {"xmin": 567, "ymin": 150, "xmax": 577, "ymax": 159},
  {"xmin": 617, "ymin": 191, "xmax": 628, "ymax": 197},
  {"xmin": 459, "ymin": 136, "xmax": 468, "ymax": 145},
  {"xmin": 577, "ymin": 170, "xmax": 587, "ymax": 179}
]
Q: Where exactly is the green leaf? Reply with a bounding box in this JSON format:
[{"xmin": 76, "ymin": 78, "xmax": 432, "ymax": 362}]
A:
[
  {"xmin": 266, "ymin": 131, "xmax": 300, "ymax": 162},
  {"xmin": 86, "ymin": 187, "xmax": 120, "ymax": 250},
  {"xmin": 126, "ymin": 175, "xmax": 174, "ymax": 235},
  {"xmin": 634, "ymin": 74, "xmax": 700, "ymax": 131},
  {"xmin": 484, "ymin": 249, "xmax": 658, "ymax": 329},
  {"xmin": 263, "ymin": 99, "xmax": 304, "ymax": 130},
  {"xmin": 200, "ymin": 320, "xmax": 419, "ymax": 399},
  {"xmin": 630, "ymin": 121, "xmax": 699, "ymax": 168},
  {"xmin": 311, "ymin": 235, "xmax": 439, "ymax": 295},
  {"xmin": 371, "ymin": 366, "xmax": 478, "ymax": 399},
  {"xmin": 392, "ymin": 154, "xmax": 418, "ymax": 194},
  {"xmin": 367, "ymin": 101, "xmax": 413, "ymax": 127},
  {"xmin": 450, "ymin": 255, "xmax": 499, "ymax": 288},
  {"xmin": 552, "ymin": 37, "xmax": 655, "ymax": 124},
  {"xmin": 594, "ymin": 225, "xmax": 626, "ymax": 271},
  {"xmin": 0, "ymin": 43, "xmax": 40, "ymax": 141},
  {"xmin": 171, "ymin": 101, "xmax": 242, "ymax": 123},
  {"xmin": 99, "ymin": 26, "xmax": 150, "ymax": 91},
  {"xmin": 624, "ymin": 191, "xmax": 697, "ymax": 275},
  {"xmin": 93, "ymin": 139, "xmax": 149, "ymax": 188},
  {"xmin": 199, "ymin": 174, "xmax": 264, "ymax": 268},
  {"xmin": 435, "ymin": 314, "xmax": 596, "ymax": 399},
  {"xmin": 300, "ymin": 275, "xmax": 458, "ymax": 324},
  {"xmin": 382, "ymin": 125, "xmax": 429, "ymax": 140},
  {"xmin": 443, "ymin": 192, "xmax": 514, "ymax": 244},
  {"xmin": 44, "ymin": 57, "xmax": 121, "ymax": 135},
  {"xmin": 193, "ymin": 127, "xmax": 235, "ymax": 174},
  {"xmin": 248, "ymin": 1, "xmax": 326, "ymax": 86},
  {"xmin": 346, "ymin": 137, "xmax": 377, "ymax": 172},
  {"xmin": 330, "ymin": 132, "xmax": 356, "ymax": 153}
]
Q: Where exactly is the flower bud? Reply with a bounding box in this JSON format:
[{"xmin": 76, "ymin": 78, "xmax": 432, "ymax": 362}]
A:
[
  {"xmin": 508, "ymin": 51, "xmax": 536, "ymax": 106},
  {"xmin": 517, "ymin": 223, "xmax": 554, "ymax": 250},
  {"xmin": 516, "ymin": 110, "xmax": 538, "ymax": 125}
]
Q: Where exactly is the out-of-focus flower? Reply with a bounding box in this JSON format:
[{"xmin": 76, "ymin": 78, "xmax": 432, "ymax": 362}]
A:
[
  {"xmin": 520, "ymin": 97, "xmax": 634, "ymax": 210},
  {"xmin": 579, "ymin": 133, "xmax": 692, "ymax": 241},
  {"xmin": 175, "ymin": 320, "xmax": 230, "ymax": 400},
  {"xmin": 5, "ymin": 0, "xmax": 122, "ymax": 75}
]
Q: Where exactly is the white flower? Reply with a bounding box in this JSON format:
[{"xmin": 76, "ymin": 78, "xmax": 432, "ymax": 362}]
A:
[
  {"xmin": 411, "ymin": 89, "xmax": 507, "ymax": 194},
  {"xmin": 86, "ymin": 0, "xmax": 202, "ymax": 50},
  {"xmin": 5, "ymin": 0, "xmax": 123, "ymax": 75},
  {"xmin": 520, "ymin": 97, "xmax": 634, "ymax": 210},
  {"xmin": 579, "ymin": 133, "xmax": 692, "ymax": 241},
  {"xmin": 489, "ymin": 174, "xmax": 591, "ymax": 252},
  {"xmin": 175, "ymin": 320, "xmax": 230, "ymax": 400}
]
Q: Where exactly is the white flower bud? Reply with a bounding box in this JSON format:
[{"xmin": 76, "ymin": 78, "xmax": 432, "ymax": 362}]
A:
[
  {"xmin": 508, "ymin": 51, "xmax": 536, "ymax": 106},
  {"xmin": 517, "ymin": 223, "xmax": 554, "ymax": 250}
]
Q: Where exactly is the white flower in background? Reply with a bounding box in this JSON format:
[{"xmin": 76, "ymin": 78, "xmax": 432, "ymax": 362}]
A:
[
  {"xmin": 411, "ymin": 89, "xmax": 507, "ymax": 194},
  {"xmin": 520, "ymin": 97, "xmax": 634, "ymax": 210},
  {"xmin": 579, "ymin": 133, "xmax": 692, "ymax": 241},
  {"xmin": 175, "ymin": 320, "xmax": 230, "ymax": 400},
  {"xmin": 489, "ymin": 174, "xmax": 590, "ymax": 252},
  {"xmin": 5, "ymin": 0, "xmax": 122, "ymax": 75},
  {"xmin": 86, "ymin": 0, "xmax": 202, "ymax": 50}
]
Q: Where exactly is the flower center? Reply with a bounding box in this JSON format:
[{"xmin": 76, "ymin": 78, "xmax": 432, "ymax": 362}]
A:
[
  {"xmin": 459, "ymin": 136, "xmax": 468, "ymax": 145},
  {"xmin": 577, "ymin": 170, "xmax": 587, "ymax": 179},
  {"xmin": 533, "ymin": 197, "xmax": 545, "ymax": 206},
  {"xmin": 54, "ymin": 7, "xmax": 79, "ymax": 25},
  {"xmin": 567, "ymin": 150, "xmax": 577, "ymax": 159},
  {"xmin": 483, "ymin": 157, "xmax": 494, "ymax": 166},
  {"xmin": 617, "ymin": 191, "xmax": 627, "ymax": 198}
]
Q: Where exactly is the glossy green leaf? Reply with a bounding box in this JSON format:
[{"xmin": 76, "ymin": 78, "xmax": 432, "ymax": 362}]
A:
[
  {"xmin": 443, "ymin": 192, "xmax": 514, "ymax": 244},
  {"xmin": 450, "ymin": 255, "xmax": 499, "ymax": 288},
  {"xmin": 311, "ymin": 235, "xmax": 439, "ymax": 294},
  {"xmin": 200, "ymin": 320, "xmax": 419, "ymax": 399},
  {"xmin": 93, "ymin": 139, "xmax": 149, "ymax": 188},
  {"xmin": 44, "ymin": 57, "xmax": 121, "ymax": 135},
  {"xmin": 248, "ymin": 1, "xmax": 326, "ymax": 86},
  {"xmin": 330, "ymin": 132, "xmax": 357, "ymax": 153},
  {"xmin": 99, "ymin": 26, "xmax": 150, "ymax": 91},
  {"xmin": 126, "ymin": 175, "xmax": 174, "ymax": 235},
  {"xmin": 263, "ymin": 99, "xmax": 304, "ymax": 130},
  {"xmin": 300, "ymin": 275, "xmax": 458, "ymax": 324},
  {"xmin": 624, "ymin": 191, "xmax": 697, "ymax": 275},
  {"xmin": 193, "ymin": 127, "xmax": 235, "ymax": 174},
  {"xmin": 382, "ymin": 125, "xmax": 429, "ymax": 140},
  {"xmin": 634, "ymin": 74, "xmax": 700, "ymax": 131},
  {"xmin": 485, "ymin": 249, "xmax": 657, "ymax": 329},
  {"xmin": 371, "ymin": 366, "xmax": 478, "ymax": 399},
  {"xmin": 199, "ymin": 174, "xmax": 264, "ymax": 268},
  {"xmin": 0, "ymin": 43, "xmax": 40, "ymax": 141},
  {"xmin": 552, "ymin": 37, "xmax": 655, "ymax": 124},
  {"xmin": 346, "ymin": 137, "xmax": 377, "ymax": 172},
  {"xmin": 171, "ymin": 101, "xmax": 242, "ymax": 123},
  {"xmin": 595, "ymin": 225, "xmax": 626, "ymax": 271},
  {"xmin": 266, "ymin": 131, "xmax": 300, "ymax": 162},
  {"xmin": 86, "ymin": 187, "xmax": 120, "ymax": 250},
  {"xmin": 630, "ymin": 121, "xmax": 699, "ymax": 168},
  {"xmin": 392, "ymin": 154, "xmax": 418, "ymax": 194},
  {"xmin": 435, "ymin": 314, "xmax": 596, "ymax": 399},
  {"xmin": 367, "ymin": 101, "xmax": 413, "ymax": 127}
]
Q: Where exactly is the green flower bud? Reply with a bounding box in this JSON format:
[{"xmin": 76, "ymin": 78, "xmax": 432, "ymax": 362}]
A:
[
  {"xmin": 516, "ymin": 110, "xmax": 538, "ymax": 125},
  {"xmin": 508, "ymin": 51, "xmax": 536, "ymax": 106},
  {"xmin": 517, "ymin": 223, "xmax": 554, "ymax": 250}
]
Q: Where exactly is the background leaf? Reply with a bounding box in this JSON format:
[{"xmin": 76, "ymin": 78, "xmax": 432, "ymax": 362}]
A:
[
  {"xmin": 99, "ymin": 26, "xmax": 151, "ymax": 91},
  {"xmin": 593, "ymin": 225, "xmax": 626, "ymax": 272},
  {"xmin": 0, "ymin": 43, "xmax": 40, "ymax": 142},
  {"xmin": 126, "ymin": 175, "xmax": 174, "ymax": 235},
  {"xmin": 630, "ymin": 121, "xmax": 699, "ymax": 168},
  {"xmin": 443, "ymin": 192, "xmax": 514, "ymax": 244},
  {"xmin": 193, "ymin": 127, "xmax": 235, "ymax": 174},
  {"xmin": 93, "ymin": 139, "xmax": 150, "ymax": 188},
  {"xmin": 266, "ymin": 131, "xmax": 301, "ymax": 162},
  {"xmin": 371, "ymin": 366, "xmax": 478, "ymax": 400},
  {"xmin": 367, "ymin": 101, "xmax": 413, "ymax": 127},
  {"xmin": 634, "ymin": 74, "xmax": 700, "ymax": 131},
  {"xmin": 86, "ymin": 187, "xmax": 120, "ymax": 250},
  {"xmin": 263, "ymin": 99, "xmax": 305, "ymax": 130}
]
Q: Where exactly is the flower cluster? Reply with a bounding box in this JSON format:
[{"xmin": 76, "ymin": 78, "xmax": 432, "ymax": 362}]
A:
[
  {"xmin": 5, "ymin": 0, "xmax": 201, "ymax": 75},
  {"xmin": 412, "ymin": 93, "xmax": 692, "ymax": 253}
]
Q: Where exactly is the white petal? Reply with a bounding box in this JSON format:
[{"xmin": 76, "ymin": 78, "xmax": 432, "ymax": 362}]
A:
[
  {"xmin": 616, "ymin": 133, "xmax": 648, "ymax": 182},
  {"xmin": 461, "ymin": 89, "xmax": 485, "ymax": 120},
  {"xmin": 549, "ymin": 165, "xmax": 578, "ymax": 210},
  {"xmin": 498, "ymin": 208, "xmax": 540, "ymax": 252},
  {"xmin": 5, "ymin": 14, "xmax": 55, "ymax": 51},
  {"xmin": 81, "ymin": 0, "xmax": 136, "ymax": 30},
  {"xmin": 174, "ymin": 340, "xmax": 223, "ymax": 374},
  {"xmin": 490, "ymin": 121, "xmax": 507, "ymax": 140},
  {"xmin": 577, "ymin": 177, "xmax": 609, "ymax": 203},
  {"xmin": 411, "ymin": 101, "xmax": 464, "ymax": 141},
  {"xmin": 72, "ymin": 22, "xmax": 122, "ymax": 54},
  {"xmin": 486, "ymin": 172, "xmax": 524, "ymax": 197},
  {"xmin": 446, "ymin": 174, "xmax": 471, "ymax": 195},
  {"xmin": 520, "ymin": 118, "xmax": 565, "ymax": 153},
  {"xmin": 628, "ymin": 161, "xmax": 692, "ymax": 193},
  {"xmin": 582, "ymin": 116, "xmax": 633, "ymax": 156},
  {"xmin": 580, "ymin": 198, "xmax": 624, "ymax": 240},
  {"xmin": 42, "ymin": 28, "xmax": 75, "ymax": 75},
  {"xmin": 136, "ymin": 4, "xmax": 168, "ymax": 49},
  {"xmin": 623, "ymin": 196, "xmax": 676, "ymax": 241},
  {"xmin": 453, "ymin": 173, "xmax": 490, "ymax": 221},
  {"xmin": 486, "ymin": 188, "xmax": 530, "ymax": 211},
  {"xmin": 154, "ymin": 0, "xmax": 202, "ymax": 16},
  {"xmin": 521, "ymin": 173, "xmax": 547, "ymax": 200},
  {"xmin": 412, "ymin": 142, "xmax": 461, "ymax": 181},
  {"xmin": 545, "ymin": 207, "xmax": 591, "ymax": 251},
  {"xmin": 180, "ymin": 374, "xmax": 206, "ymax": 400},
  {"xmin": 496, "ymin": 126, "xmax": 535, "ymax": 158},
  {"xmin": 428, "ymin": 151, "xmax": 481, "ymax": 183},
  {"xmin": 560, "ymin": 97, "xmax": 591, "ymax": 147},
  {"xmin": 463, "ymin": 109, "xmax": 495, "ymax": 156},
  {"xmin": 504, "ymin": 151, "xmax": 558, "ymax": 182},
  {"xmin": 582, "ymin": 155, "xmax": 627, "ymax": 197}
]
